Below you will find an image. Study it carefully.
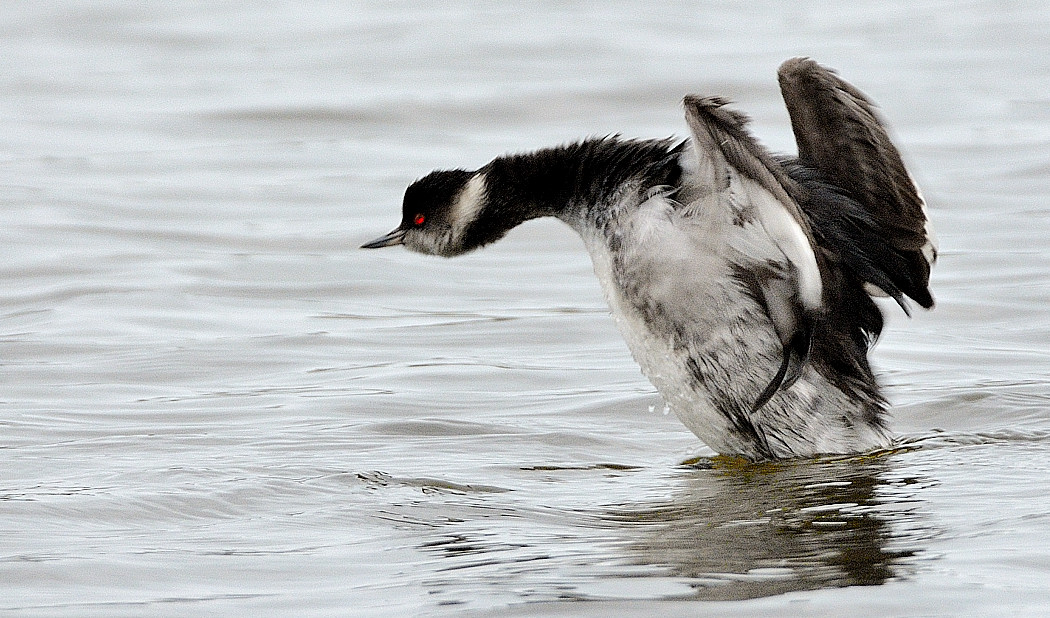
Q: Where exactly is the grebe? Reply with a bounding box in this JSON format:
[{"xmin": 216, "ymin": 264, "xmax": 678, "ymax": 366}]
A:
[{"xmin": 362, "ymin": 58, "xmax": 936, "ymax": 460}]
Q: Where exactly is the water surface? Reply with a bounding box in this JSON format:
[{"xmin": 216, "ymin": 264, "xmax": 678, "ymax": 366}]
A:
[{"xmin": 2, "ymin": 1, "xmax": 1050, "ymax": 615}]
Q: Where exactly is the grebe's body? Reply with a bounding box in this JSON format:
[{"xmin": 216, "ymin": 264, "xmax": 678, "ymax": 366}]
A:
[{"xmin": 363, "ymin": 58, "xmax": 936, "ymax": 460}]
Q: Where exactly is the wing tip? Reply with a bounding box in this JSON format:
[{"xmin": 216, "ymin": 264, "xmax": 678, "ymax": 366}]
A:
[
  {"xmin": 682, "ymin": 95, "xmax": 752, "ymax": 131},
  {"xmin": 777, "ymin": 57, "xmax": 823, "ymax": 84},
  {"xmin": 682, "ymin": 94, "xmax": 735, "ymax": 114}
]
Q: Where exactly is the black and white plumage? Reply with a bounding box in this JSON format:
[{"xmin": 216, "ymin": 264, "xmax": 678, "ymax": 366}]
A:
[{"xmin": 362, "ymin": 58, "xmax": 936, "ymax": 460}]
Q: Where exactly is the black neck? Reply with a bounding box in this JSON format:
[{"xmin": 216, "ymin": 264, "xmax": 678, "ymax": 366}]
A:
[{"xmin": 462, "ymin": 137, "xmax": 682, "ymax": 248}]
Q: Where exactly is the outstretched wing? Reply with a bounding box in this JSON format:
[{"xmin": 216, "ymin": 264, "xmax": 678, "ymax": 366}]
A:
[
  {"xmin": 777, "ymin": 57, "xmax": 936, "ymax": 309},
  {"xmin": 682, "ymin": 95, "xmax": 824, "ymax": 411}
]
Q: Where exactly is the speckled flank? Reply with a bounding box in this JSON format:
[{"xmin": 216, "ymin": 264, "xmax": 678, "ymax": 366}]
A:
[{"xmin": 577, "ymin": 194, "xmax": 892, "ymax": 460}]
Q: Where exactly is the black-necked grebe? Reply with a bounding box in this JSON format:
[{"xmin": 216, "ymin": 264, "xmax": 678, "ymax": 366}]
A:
[{"xmin": 362, "ymin": 58, "xmax": 936, "ymax": 460}]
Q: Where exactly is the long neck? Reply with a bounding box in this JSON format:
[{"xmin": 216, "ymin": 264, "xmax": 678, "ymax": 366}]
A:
[{"xmin": 461, "ymin": 137, "xmax": 682, "ymax": 249}]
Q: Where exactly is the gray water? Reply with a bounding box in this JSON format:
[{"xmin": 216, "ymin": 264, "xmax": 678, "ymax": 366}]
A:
[{"xmin": 3, "ymin": 1, "xmax": 1050, "ymax": 615}]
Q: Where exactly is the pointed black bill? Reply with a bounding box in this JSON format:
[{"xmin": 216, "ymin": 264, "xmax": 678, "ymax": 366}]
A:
[{"xmin": 361, "ymin": 228, "xmax": 406, "ymax": 249}]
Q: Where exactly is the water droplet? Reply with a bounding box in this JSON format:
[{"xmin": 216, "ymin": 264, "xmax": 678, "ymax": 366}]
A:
[
  {"xmin": 648, "ymin": 404, "xmax": 656, "ymax": 413},
  {"xmin": 662, "ymin": 404, "xmax": 671, "ymax": 416}
]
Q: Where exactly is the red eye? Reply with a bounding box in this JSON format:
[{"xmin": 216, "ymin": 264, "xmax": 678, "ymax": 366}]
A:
[{"xmin": 413, "ymin": 213, "xmax": 425, "ymax": 226}]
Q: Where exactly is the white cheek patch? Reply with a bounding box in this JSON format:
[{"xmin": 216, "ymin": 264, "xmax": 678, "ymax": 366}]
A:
[{"xmin": 451, "ymin": 173, "xmax": 488, "ymax": 238}]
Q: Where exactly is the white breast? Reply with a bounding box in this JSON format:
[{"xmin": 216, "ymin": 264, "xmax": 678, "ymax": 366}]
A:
[{"xmin": 574, "ymin": 193, "xmax": 776, "ymax": 454}]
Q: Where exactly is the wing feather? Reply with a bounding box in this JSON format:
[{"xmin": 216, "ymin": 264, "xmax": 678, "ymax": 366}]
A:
[
  {"xmin": 777, "ymin": 57, "xmax": 935, "ymax": 308},
  {"xmin": 682, "ymin": 95, "xmax": 824, "ymax": 410}
]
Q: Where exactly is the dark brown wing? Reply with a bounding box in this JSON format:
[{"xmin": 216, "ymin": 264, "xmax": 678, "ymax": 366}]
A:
[{"xmin": 777, "ymin": 57, "xmax": 935, "ymax": 308}]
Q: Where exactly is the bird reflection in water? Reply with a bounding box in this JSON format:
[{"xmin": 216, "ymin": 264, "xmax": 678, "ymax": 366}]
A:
[{"xmin": 603, "ymin": 453, "xmax": 935, "ymax": 600}]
